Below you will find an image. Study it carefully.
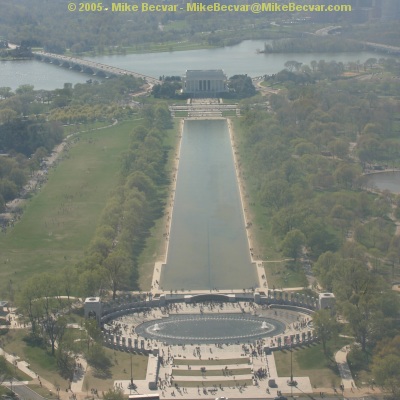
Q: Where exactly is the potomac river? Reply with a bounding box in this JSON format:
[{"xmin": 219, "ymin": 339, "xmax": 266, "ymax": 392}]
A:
[{"xmin": 1, "ymin": 40, "xmax": 379, "ymax": 90}]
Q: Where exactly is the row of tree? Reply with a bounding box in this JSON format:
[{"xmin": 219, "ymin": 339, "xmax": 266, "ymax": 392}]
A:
[
  {"xmin": 264, "ymin": 36, "xmax": 363, "ymax": 54},
  {"xmin": 239, "ymin": 57, "xmax": 400, "ymax": 396}
]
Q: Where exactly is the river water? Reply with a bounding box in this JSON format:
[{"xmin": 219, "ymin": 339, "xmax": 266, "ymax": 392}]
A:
[
  {"xmin": 1, "ymin": 40, "xmax": 379, "ymax": 90},
  {"xmin": 160, "ymin": 119, "xmax": 258, "ymax": 290}
]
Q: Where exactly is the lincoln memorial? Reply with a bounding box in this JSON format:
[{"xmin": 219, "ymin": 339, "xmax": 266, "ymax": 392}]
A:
[{"xmin": 183, "ymin": 69, "xmax": 228, "ymax": 97}]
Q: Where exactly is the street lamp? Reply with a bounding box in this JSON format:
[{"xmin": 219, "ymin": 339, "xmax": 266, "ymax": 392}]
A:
[
  {"xmin": 128, "ymin": 352, "xmax": 137, "ymax": 392},
  {"xmin": 287, "ymin": 341, "xmax": 297, "ymax": 397},
  {"xmin": 130, "ymin": 352, "xmax": 133, "ymax": 389}
]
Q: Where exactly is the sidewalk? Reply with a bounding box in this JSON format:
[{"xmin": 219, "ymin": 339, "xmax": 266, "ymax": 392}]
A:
[
  {"xmin": 0, "ymin": 347, "xmax": 70, "ymax": 400},
  {"xmin": 335, "ymin": 345, "xmax": 356, "ymax": 389}
]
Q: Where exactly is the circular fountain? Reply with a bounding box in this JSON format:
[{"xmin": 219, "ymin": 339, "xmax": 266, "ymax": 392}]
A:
[{"xmin": 135, "ymin": 313, "xmax": 285, "ymax": 344}]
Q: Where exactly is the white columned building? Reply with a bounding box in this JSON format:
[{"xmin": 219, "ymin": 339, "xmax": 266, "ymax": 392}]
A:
[{"xmin": 183, "ymin": 69, "xmax": 228, "ymax": 97}]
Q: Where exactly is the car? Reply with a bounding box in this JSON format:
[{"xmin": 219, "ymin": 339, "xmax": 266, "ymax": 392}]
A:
[{"xmin": 274, "ymin": 396, "xmax": 288, "ymax": 400}]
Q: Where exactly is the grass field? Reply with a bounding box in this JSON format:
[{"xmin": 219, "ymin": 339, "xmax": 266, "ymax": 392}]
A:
[
  {"xmin": 171, "ymin": 378, "xmax": 253, "ymax": 388},
  {"xmin": 172, "ymin": 368, "xmax": 252, "ymax": 377},
  {"xmin": 2, "ymin": 329, "xmax": 70, "ymax": 389},
  {"xmin": 0, "ymin": 120, "xmax": 137, "ymax": 297},
  {"xmin": 274, "ymin": 338, "xmax": 352, "ymax": 388},
  {"xmin": 82, "ymin": 347, "xmax": 148, "ymax": 392},
  {"xmin": 2, "ymin": 329, "xmax": 148, "ymax": 392},
  {"xmin": 264, "ymin": 261, "xmax": 308, "ymax": 289},
  {"xmin": 173, "ymin": 358, "xmax": 250, "ymax": 366}
]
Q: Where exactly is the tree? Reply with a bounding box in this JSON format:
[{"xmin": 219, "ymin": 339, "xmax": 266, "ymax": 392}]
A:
[
  {"xmin": 333, "ymin": 164, "xmax": 359, "ymax": 189},
  {"xmin": 0, "ymin": 87, "xmax": 13, "ymax": 99},
  {"xmin": 372, "ymin": 336, "xmax": 400, "ymax": 399},
  {"xmin": 364, "ymin": 58, "xmax": 377, "ymax": 69},
  {"xmin": 43, "ymin": 315, "xmax": 67, "ymax": 355},
  {"xmin": 228, "ymin": 75, "xmax": 256, "ymax": 98},
  {"xmin": 260, "ymin": 179, "xmax": 292, "ymax": 210},
  {"xmin": 313, "ymin": 309, "xmax": 339, "ymax": 358},
  {"xmin": 334, "ymin": 259, "xmax": 394, "ymax": 352},
  {"xmin": 60, "ymin": 266, "xmax": 78, "ymax": 301},
  {"xmin": 313, "ymin": 251, "xmax": 340, "ymax": 290},
  {"xmin": 281, "ymin": 229, "xmax": 305, "ymax": 261},
  {"xmin": 0, "ymin": 355, "xmax": 13, "ymax": 384},
  {"xmin": 104, "ymin": 251, "xmax": 131, "ymax": 300},
  {"xmin": 56, "ymin": 345, "xmax": 75, "ymax": 380},
  {"xmin": 86, "ymin": 343, "xmax": 112, "ymax": 377},
  {"xmin": 103, "ymin": 388, "xmax": 125, "ymax": 400},
  {"xmin": 84, "ymin": 319, "xmax": 103, "ymax": 346},
  {"xmin": 284, "ymin": 60, "xmax": 302, "ymax": 72},
  {"xmin": 0, "ymin": 108, "xmax": 17, "ymax": 124}
]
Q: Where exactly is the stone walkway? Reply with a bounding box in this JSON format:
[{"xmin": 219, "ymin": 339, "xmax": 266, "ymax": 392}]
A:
[{"xmin": 115, "ymin": 343, "xmax": 313, "ymax": 399}]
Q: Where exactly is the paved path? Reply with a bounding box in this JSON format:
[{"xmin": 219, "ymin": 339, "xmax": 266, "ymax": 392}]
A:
[
  {"xmin": 335, "ymin": 345, "xmax": 356, "ymax": 389},
  {"xmin": 70, "ymin": 355, "xmax": 88, "ymax": 394},
  {"xmin": 0, "ymin": 347, "xmax": 70, "ymax": 400}
]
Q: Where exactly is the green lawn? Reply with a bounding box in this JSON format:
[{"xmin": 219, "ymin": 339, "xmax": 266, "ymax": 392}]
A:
[
  {"xmin": 264, "ymin": 261, "xmax": 308, "ymax": 289},
  {"xmin": 174, "ymin": 358, "xmax": 250, "ymax": 366},
  {"xmin": 2, "ymin": 329, "xmax": 70, "ymax": 389},
  {"xmin": 172, "ymin": 368, "xmax": 251, "ymax": 377},
  {"xmin": 172, "ymin": 378, "xmax": 253, "ymax": 388},
  {"xmin": 0, "ymin": 120, "xmax": 136, "ymax": 297},
  {"xmin": 83, "ymin": 347, "xmax": 148, "ymax": 392},
  {"xmin": 2, "ymin": 329, "xmax": 148, "ymax": 393},
  {"xmin": 274, "ymin": 338, "xmax": 352, "ymax": 388}
]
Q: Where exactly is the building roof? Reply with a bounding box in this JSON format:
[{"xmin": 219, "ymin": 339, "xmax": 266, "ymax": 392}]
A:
[{"xmin": 185, "ymin": 69, "xmax": 226, "ymax": 79}]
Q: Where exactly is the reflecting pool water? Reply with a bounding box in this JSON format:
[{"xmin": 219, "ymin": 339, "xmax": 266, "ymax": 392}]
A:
[{"xmin": 159, "ymin": 119, "xmax": 258, "ymax": 291}]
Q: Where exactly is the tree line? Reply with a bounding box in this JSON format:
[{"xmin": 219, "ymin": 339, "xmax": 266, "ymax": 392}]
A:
[
  {"xmin": 239, "ymin": 58, "xmax": 400, "ymax": 396},
  {"xmin": 0, "ymin": 76, "xmax": 143, "ymax": 213},
  {"xmin": 77, "ymin": 103, "xmax": 173, "ymax": 298}
]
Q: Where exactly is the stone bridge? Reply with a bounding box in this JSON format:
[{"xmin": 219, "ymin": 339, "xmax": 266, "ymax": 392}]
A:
[{"xmin": 33, "ymin": 51, "xmax": 161, "ymax": 84}]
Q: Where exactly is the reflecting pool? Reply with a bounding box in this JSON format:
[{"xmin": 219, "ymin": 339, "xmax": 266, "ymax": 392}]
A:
[{"xmin": 159, "ymin": 119, "xmax": 258, "ymax": 291}]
